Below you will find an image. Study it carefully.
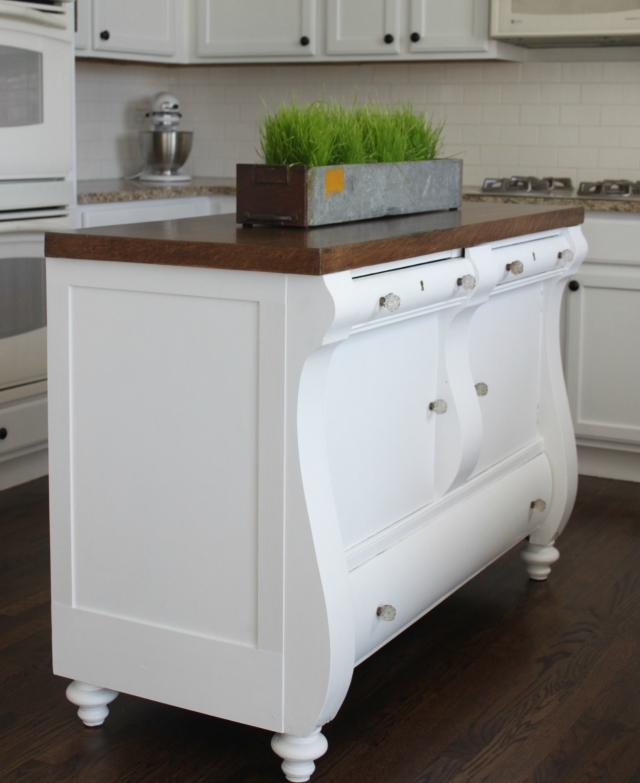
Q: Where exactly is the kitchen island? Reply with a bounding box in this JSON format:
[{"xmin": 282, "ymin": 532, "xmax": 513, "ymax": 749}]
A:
[{"xmin": 45, "ymin": 203, "xmax": 585, "ymax": 782}]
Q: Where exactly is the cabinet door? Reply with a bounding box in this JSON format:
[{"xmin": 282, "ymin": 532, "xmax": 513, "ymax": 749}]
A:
[
  {"xmin": 469, "ymin": 282, "xmax": 544, "ymax": 476},
  {"xmin": 92, "ymin": 0, "xmax": 176, "ymax": 57},
  {"xmin": 326, "ymin": 0, "xmax": 400, "ymax": 55},
  {"xmin": 409, "ymin": 0, "xmax": 490, "ymax": 52},
  {"xmin": 197, "ymin": 0, "xmax": 316, "ymax": 58},
  {"xmin": 565, "ymin": 264, "xmax": 640, "ymax": 447}
]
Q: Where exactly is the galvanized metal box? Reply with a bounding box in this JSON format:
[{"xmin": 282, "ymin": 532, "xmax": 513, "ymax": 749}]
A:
[{"xmin": 236, "ymin": 159, "xmax": 462, "ymax": 228}]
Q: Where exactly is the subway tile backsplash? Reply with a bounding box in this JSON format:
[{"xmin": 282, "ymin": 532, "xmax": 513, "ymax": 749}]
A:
[{"xmin": 76, "ymin": 58, "xmax": 640, "ymax": 186}]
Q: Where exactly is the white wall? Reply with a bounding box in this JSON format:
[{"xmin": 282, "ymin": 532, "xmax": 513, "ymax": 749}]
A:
[{"xmin": 76, "ymin": 58, "xmax": 640, "ymax": 185}]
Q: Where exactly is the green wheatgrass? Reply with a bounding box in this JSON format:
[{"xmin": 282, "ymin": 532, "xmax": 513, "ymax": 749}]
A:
[{"xmin": 258, "ymin": 99, "xmax": 444, "ymax": 167}]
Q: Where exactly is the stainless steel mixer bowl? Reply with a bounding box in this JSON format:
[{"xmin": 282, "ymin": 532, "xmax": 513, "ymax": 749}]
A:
[{"xmin": 138, "ymin": 130, "xmax": 193, "ymax": 175}]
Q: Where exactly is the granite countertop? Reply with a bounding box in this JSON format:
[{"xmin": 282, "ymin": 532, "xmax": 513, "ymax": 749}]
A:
[
  {"xmin": 77, "ymin": 178, "xmax": 640, "ymax": 213},
  {"xmin": 462, "ymin": 186, "xmax": 640, "ymax": 213},
  {"xmin": 46, "ymin": 202, "xmax": 583, "ymax": 277},
  {"xmin": 76, "ymin": 177, "xmax": 236, "ymax": 205}
]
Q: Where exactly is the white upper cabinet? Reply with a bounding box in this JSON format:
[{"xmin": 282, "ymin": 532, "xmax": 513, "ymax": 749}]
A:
[
  {"xmin": 409, "ymin": 0, "xmax": 490, "ymax": 52},
  {"xmin": 326, "ymin": 0, "xmax": 400, "ymax": 55},
  {"xmin": 92, "ymin": 0, "xmax": 177, "ymax": 57},
  {"xmin": 75, "ymin": 0, "xmax": 90, "ymax": 51},
  {"xmin": 196, "ymin": 0, "xmax": 316, "ymax": 58}
]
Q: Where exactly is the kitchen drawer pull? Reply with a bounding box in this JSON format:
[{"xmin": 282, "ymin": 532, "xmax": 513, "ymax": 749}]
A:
[
  {"xmin": 429, "ymin": 399, "xmax": 447, "ymax": 415},
  {"xmin": 376, "ymin": 605, "xmax": 396, "ymax": 621},
  {"xmin": 530, "ymin": 498, "xmax": 547, "ymax": 512},
  {"xmin": 457, "ymin": 274, "xmax": 476, "ymax": 291},
  {"xmin": 506, "ymin": 260, "xmax": 524, "ymax": 275},
  {"xmin": 410, "ymin": 32, "xmax": 420, "ymax": 42},
  {"xmin": 559, "ymin": 249, "xmax": 574, "ymax": 263},
  {"xmin": 384, "ymin": 33, "xmax": 394, "ymax": 44},
  {"xmin": 379, "ymin": 293, "xmax": 401, "ymax": 312},
  {"xmin": 300, "ymin": 36, "xmax": 310, "ymax": 46},
  {"xmin": 100, "ymin": 30, "xmax": 110, "ymax": 40}
]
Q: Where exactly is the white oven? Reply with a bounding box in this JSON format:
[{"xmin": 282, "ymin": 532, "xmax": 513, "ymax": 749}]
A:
[
  {"xmin": 0, "ymin": 232, "xmax": 46, "ymax": 390},
  {"xmin": 491, "ymin": 0, "xmax": 640, "ymax": 46},
  {"xmin": 0, "ymin": 0, "xmax": 74, "ymax": 217},
  {"xmin": 0, "ymin": 1, "xmax": 74, "ymax": 488}
]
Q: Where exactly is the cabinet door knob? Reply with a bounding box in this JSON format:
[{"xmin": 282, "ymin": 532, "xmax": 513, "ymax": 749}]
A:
[
  {"xmin": 559, "ymin": 248, "xmax": 574, "ymax": 263},
  {"xmin": 530, "ymin": 498, "xmax": 547, "ymax": 512},
  {"xmin": 379, "ymin": 293, "xmax": 401, "ymax": 312},
  {"xmin": 568, "ymin": 280, "xmax": 580, "ymax": 291},
  {"xmin": 100, "ymin": 30, "xmax": 110, "ymax": 40},
  {"xmin": 506, "ymin": 260, "xmax": 524, "ymax": 275},
  {"xmin": 377, "ymin": 604, "xmax": 396, "ymax": 621},
  {"xmin": 300, "ymin": 36, "xmax": 310, "ymax": 46},
  {"xmin": 410, "ymin": 31, "xmax": 420, "ymax": 42},
  {"xmin": 475, "ymin": 382, "xmax": 488, "ymax": 397},
  {"xmin": 0, "ymin": 427, "xmax": 6, "ymax": 440},
  {"xmin": 429, "ymin": 399, "xmax": 448, "ymax": 415},
  {"xmin": 384, "ymin": 33, "xmax": 394, "ymax": 44},
  {"xmin": 457, "ymin": 274, "xmax": 476, "ymax": 291}
]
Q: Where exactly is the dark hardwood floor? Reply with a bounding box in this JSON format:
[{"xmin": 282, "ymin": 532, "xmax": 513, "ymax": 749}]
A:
[{"xmin": 2, "ymin": 475, "xmax": 640, "ymax": 782}]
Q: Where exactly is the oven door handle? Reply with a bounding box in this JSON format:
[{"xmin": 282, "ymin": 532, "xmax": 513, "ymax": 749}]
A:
[{"xmin": 0, "ymin": 1, "xmax": 67, "ymax": 29}]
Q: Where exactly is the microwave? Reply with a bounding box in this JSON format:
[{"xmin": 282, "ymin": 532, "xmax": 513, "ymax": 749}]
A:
[{"xmin": 491, "ymin": 0, "xmax": 640, "ymax": 46}]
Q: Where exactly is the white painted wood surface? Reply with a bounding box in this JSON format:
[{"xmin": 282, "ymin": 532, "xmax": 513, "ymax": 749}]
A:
[
  {"xmin": 567, "ymin": 213, "xmax": 640, "ymax": 482},
  {"xmin": 47, "ymin": 224, "xmax": 586, "ymax": 780}
]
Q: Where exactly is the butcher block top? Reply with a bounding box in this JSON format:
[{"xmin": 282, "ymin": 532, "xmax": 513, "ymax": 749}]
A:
[{"xmin": 46, "ymin": 202, "xmax": 584, "ymax": 277}]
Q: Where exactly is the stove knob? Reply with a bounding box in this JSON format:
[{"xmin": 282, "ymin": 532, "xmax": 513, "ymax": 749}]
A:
[
  {"xmin": 457, "ymin": 274, "xmax": 476, "ymax": 291},
  {"xmin": 379, "ymin": 293, "xmax": 401, "ymax": 312},
  {"xmin": 506, "ymin": 260, "xmax": 524, "ymax": 275},
  {"xmin": 559, "ymin": 249, "xmax": 574, "ymax": 263},
  {"xmin": 429, "ymin": 399, "xmax": 448, "ymax": 415}
]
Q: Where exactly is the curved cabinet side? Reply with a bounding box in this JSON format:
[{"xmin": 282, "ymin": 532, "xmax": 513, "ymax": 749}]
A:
[
  {"xmin": 282, "ymin": 272, "xmax": 358, "ymax": 736},
  {"xmin": 530, "ymin": 225, "xmax": 588, "ymax": 546}
]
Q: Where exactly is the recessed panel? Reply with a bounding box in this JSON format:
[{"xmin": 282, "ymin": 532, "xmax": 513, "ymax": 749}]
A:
[
  {"xmin": 70, "ymin": 286, "xmax": 259, "ymax": 647},
  {"xmin": 578, "ymin": 286, "xmax": 640, "ymax": 430},
  {"xmin": 327, "ymin": 316, "xmax": 439, "ymax": 550}
]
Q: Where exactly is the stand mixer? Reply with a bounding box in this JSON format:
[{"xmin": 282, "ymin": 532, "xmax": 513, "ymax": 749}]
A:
[{"xmin": 138, "ymin": 93, "xmax": 193, "ymax": 183}]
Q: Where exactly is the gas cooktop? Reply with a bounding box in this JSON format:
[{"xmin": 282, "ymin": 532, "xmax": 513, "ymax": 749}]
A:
[{"xmin": 480, "ymin": 176, "xmax": 640, "ymax": 200}]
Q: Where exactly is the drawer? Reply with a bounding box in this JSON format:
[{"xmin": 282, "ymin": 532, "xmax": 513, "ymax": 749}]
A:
[
  {"xmin": 0, "ymin": 394, "xmax": 48, "ymax": 458},
  {"xmin": 349, "ymin": 453, "xmax": 552, "ymax": 664},
  {"xmin": 350, "ymin": 255, "xmax": 475, "ymax": 330},
  {"xmin": 493, "ymin": 234, "xmax": 572, "ymax": 285}
]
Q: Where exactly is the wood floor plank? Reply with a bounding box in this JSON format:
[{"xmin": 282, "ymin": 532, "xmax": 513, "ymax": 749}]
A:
[{"xmin": 1, "ymin": 475, "xmax": 640, "ymax": 782}]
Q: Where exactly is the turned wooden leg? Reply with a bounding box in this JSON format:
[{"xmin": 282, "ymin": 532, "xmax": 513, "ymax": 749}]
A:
[
  {"xmin": 271, "ymin": 728, "xmax": 328, "ymax": 782},
  {"xmin": 66, "ymin": 680, "xmax": 119, "ymax": 727},
  {"xmin": 521, "ymin": 541, "xmax": 560, "ymax": 581}
]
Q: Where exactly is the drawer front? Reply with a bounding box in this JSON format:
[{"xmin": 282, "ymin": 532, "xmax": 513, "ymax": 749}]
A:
[
  {"xmin": 349, "ymin": 453, "xmax": 552, "ymax": 663},
  {"xmin": 493, "ymin": 234, "xmax": 571, "ymax": 285},
  {"xmin": 0, "ymin": 394, "xmax": 48, "ymax": 458}
]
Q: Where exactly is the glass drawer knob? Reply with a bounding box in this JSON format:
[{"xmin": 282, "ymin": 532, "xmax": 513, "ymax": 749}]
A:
[
  {"xmin": 559, "ymin": 249, "xmax": 574, "ymax": 263},
  {"xmin": 380, "ymin": 293, "xmax": 401, "ymax": 312},
  {"xmin": 506, "ymin": 260, "xmax": 524, "ymax": 275},
  {"xmin": 457, "ymin": 274, "xmax": 476, "ymax": 290},
  {"xmin": 429, "ymin": 399, "xmax": 448, "ymax": 415},
  {"xmin": 475, "ymin": 382, "xmax": 488, "ymax": 397},
  {"xmin": 530, "ymin": 499, "xmax": 547, "ymax": 512},
  {"xmin": 377, "ymin": 605, "xmax": 396, "ymax": 621}
]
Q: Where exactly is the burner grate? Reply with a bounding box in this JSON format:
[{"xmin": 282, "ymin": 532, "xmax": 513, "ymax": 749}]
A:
[
  {"xmin": 577, "ymin": 179, "xmax": 640, "ymax": 198},
  {"xmin": 482, "ymin": 176, "xmax": 573, "ymax": 194}
]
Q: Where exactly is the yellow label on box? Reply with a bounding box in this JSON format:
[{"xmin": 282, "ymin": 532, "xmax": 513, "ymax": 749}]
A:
[{"xmin": 325, "ymin": 167, "xmax": 344, "ymax": 198}]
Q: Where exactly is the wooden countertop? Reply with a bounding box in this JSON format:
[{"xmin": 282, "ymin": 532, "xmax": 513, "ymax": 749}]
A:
[{"xmin": 46, "ymin": 202, "xmax": 584, "ymax": 276}]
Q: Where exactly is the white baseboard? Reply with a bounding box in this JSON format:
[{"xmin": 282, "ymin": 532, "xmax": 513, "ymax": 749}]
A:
[
  {"xmin": 0, "ymin": 447, "xmax": 48, "ymax": 492},
  {"xmin": 578, "ymin": 445, "xmax": 640, "ymax": 483}
]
